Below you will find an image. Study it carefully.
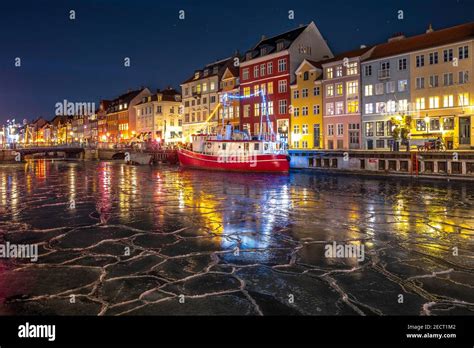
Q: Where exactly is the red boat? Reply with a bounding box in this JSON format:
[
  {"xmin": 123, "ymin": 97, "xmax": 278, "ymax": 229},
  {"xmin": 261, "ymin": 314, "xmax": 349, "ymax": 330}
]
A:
[{"xmin": 178, "ymin": 134, "xmax": 290, "ymax": 173}]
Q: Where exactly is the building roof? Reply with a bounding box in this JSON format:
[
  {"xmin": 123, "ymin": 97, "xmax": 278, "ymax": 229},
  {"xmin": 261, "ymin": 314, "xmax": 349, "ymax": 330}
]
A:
[
  {"xmin": 319, "ymin": 45, "xmax": 374, "ymax": 65},
  {"xmin": 367, "ymin": 22, "xmax": 474, "ymax": 61},
  {"xmin": 106, "ymin": 89, "xmax": 146, "ymax": 113},
  {"xmin": 181, "ymin": 56, "xmax": 237, "ymax": 85},
  {"xmin": 244, "ymin": 24, "xmax": 308, "ymax": 61},
  {"xmin": 135, "ymin": 88, "xmax": 181, "ymax": 105}
]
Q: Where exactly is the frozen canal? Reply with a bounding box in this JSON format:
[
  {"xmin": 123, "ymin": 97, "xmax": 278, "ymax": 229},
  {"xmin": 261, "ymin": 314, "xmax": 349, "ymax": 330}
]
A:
[{"xmin": 0, "ymin": 160, "xmax": 473, "ymax": 315}]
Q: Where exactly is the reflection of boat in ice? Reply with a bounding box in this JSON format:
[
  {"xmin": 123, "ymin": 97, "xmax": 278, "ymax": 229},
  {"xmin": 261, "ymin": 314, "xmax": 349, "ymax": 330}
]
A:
[
  {"xmin": 127, "ymin": 152, "xmax": 152, "ymax": 165},
  {"xmin": 178, "ymin": 134, "xmax": 289, "ymax": 173}
]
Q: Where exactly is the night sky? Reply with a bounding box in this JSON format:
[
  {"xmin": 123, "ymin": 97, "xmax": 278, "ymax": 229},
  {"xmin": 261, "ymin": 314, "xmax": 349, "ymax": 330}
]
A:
[{"xmin": 0, "ymin": 0, "xmax": 473, "ymax": 123}]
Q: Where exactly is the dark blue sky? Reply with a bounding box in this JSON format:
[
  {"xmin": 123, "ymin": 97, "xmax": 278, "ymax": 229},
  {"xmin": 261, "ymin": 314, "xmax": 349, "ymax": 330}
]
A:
[{"xmin": 0, "ymin": 0, "xmax": 473, "ymax": 123}]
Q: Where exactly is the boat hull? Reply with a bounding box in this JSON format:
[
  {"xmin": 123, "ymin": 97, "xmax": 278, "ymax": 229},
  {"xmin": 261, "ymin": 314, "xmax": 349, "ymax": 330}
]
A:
[{"xmin": 178, "ymin": 149, "xmax": 289, "ymax": 173}]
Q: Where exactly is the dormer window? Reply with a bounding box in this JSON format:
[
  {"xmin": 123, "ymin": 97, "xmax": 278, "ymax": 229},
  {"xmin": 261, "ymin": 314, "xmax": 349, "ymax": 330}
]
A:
[
  {"xmin": 260, "ymin": 47, "xmax": 267, "ymax": 56},
  {"xmin": 204, "ymin": 69, "xmax": 209, "ymax": 76},
  {"xmin": 119, "ymin": 104, "xmax": 123, "ymax": 110},
  {"xmin": 277, "ymin": 41, "xmax": 284, "ymax": 51},
  {"xmin": 246, "ymin": 52, "xmax": 252, "ymax": 60},
  {"xmin": 194, "ymin": 72, "xmax": 200, "ymax": 79},
  {"xmin": 213, "ymin": 66, "xmax": 218, "ymax": 74},
  {"xmin": 123, "ymin": 103, "xmax": 127, "ymax": 109}
]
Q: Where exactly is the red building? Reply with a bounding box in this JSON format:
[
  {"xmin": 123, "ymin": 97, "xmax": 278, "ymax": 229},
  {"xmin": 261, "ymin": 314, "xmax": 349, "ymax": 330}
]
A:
[{"xmin": 239, "ymin": 22, "xmax": 333, "ymax": 144}]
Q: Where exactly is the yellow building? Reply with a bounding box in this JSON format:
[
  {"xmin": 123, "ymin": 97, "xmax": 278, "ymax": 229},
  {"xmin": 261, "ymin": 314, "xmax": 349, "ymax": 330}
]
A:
[
  {"xmin": 409, "ymin": 23, "xmax": 474, "ymax": 149},
  {"xmin": 290, "ymin": 59, "xmax": 323, "ymax": 149}
]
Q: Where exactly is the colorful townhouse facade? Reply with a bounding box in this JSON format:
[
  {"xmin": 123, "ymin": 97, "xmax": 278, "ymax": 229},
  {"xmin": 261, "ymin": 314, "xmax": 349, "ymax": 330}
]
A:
[
  {"xmin": 134, "ymin": 87, "xmax": 183, "ymax": 143},
  {"xmin": 217, "ymin": 64, "xmax": 241, "ymax": 130},
  {"xmin": 181, "ymin": 57, "xmax": 235, "ymax": 142},
  {"xmin": 322, "ymin": 46, "xmax": 373, "ymax": 150},
  {"xmin": 408, "ymin": 23, "xmax": 474, "ymax": 149},
  {"xmin": 239, "ymin": 22, "xmax": 333, "ymax": 144},
  {"xmin": 105, "ymin": 88, "xmax": 151, "ymax": 143},
  {"xmin": 360, "ymin": 35, "xmax": 411, "ymax": 150},
  {"xmin": 290, "ymin": 59, "xmax": 324, "ymax": 149}
]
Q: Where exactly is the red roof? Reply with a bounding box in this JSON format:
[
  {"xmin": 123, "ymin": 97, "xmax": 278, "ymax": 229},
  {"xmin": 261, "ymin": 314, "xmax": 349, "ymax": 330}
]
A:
[{"xmin": 368, "ymin": 22, "xmax": 474, "ymax": 60}]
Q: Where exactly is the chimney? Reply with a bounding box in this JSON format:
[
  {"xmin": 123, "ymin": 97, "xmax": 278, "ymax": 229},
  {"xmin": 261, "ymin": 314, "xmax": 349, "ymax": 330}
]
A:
[
  {"xmin": 426, "ymin": 24, "xmax": 434, "ymax": 34},
  {"xmin": 388, "ymin": 32, "xmax": 406, "ymax": 42}
]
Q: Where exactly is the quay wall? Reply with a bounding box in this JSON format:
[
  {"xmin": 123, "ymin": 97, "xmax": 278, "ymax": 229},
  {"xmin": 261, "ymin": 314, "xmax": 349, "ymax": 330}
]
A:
[{"xmin": 290, "ymin": 150, "xmax": 474, "ymax": 180}]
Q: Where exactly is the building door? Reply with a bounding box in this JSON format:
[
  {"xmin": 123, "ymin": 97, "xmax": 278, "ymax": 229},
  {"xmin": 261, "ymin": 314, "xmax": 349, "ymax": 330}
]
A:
[
  {"xmin": 459, "ymin": 117, "xmax": 471, "ymax": 145},
  {"xmin": 313, "ymin": 124, "xmax": 320, "ymax": 148}
]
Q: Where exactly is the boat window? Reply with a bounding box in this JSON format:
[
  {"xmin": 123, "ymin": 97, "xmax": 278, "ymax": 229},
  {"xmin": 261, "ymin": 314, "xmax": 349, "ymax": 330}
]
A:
[
  {"xmin": 222, "ymin": 143, "xmax": 226, "ymax": 150},
  {"xmin": 264, "ymin": 143, "xmax": 269, "ymax": 151},
  {"xmin": 244, "ymin": 143, "xmax": 249, "ymax": 151},
  {"xmin": 254, "ymin": 143, "xmax": 260, "ymax": 151}
]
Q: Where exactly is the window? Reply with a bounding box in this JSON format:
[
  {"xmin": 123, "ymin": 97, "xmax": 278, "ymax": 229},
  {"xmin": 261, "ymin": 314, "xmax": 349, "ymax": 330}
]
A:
[
  {"xmin": 398, "ymin": 80, "xmax": 408, "ymax": 92},
  {"xmin": 443, "ymin": 48, "xmax": 453, "ymax": 62},
  {"xmin": 443, "ymin": 95, "xmax": 454, "ymax": 107},
  {"xmin": 302, "ymin": 88, "xmax": 308, "ymax": 98},
  {"xmin": 302, "ymin": 124, "xmax": 308, "ymax": 134},
  {"xmin": 278, "ymin": 100, "xmax": 287, "ymax": 114},
  {"xmin": 328, "ymin": 124, "xmax": 334, "ymax": 136},
  {"xmin": 398, "ymin": 58, "xmax": 407, "ymax": 70},
  {"xmin": 364, "ymin": 65, "xmax": 372, "ymax": 76},
  {"xmin": 429, "ymin": 96, "xmax": 440, "ymax": 109},
  {"xmin": 260, "ymin": 84, "xmax": 266, "ymax": 95},
  {"xmin": 459, "ymin": 45, "xmax": 469, "ymax": 59},
  {"xmin": 364, "ymin": 85, "xmax": 373, "ymax": 96},
  {"xmin": 326, "ymin": 103, "xmax": 334, "ymax": 115},
  {"xmin": 416, "ymin": 120, "xmax": 426, "ymax": 131},
  {"xmin": 416, "ymin": 55, "xmax": 425, "ymax": 67},
  {"xmin": 337, "ymin": 124, "xmax": 344, "ymax": 136},
  {"xmin": 278, "ymin": 80, "xmax": 287, "ymax": 93},
  {"xmin": 293, "ymin": 125, "xmax": 300, "ymax": 134},
  {"xmin": 302, "ymin": 141, "xmax": 308, "ymax": 148},
  {"xmin": 376, "ymin": 102, "xmax": 386, "ymax": 113},
  {"xmin": 243, "ymin": 105, "xmax": 250, "ymax": 117},
  {"xmin": 293, "ymin": 141, "xmax": 299, "ymax": 148},
  {"xmin": 253, "ymin": 65, "xmax": 259, "ymax": 78},
  {"xmin": 416, "ymin": 77, "xmax": 425, "ymax": 89},
  {"xmin": 254, "ymin": 103, "xmax": 260, "ymax": 117},
  {"xmin": 347, "ymin": 81, "xmax": 358, "ymax": 95},
  {"xmin": 365, "ymin": 122, "xmax": 374, "ymax": 137},
  {"xmin": 313, "ymin": 86, "xmax": 320, "ymax": 96},
  {"xmin": 210, "ymin": 96, "xmax": 216, "ymax": 103},
  {"xmin": 268, "ymin": 101, "xmax": 274, "ymax": 115},
  {"xmin": 254, "ymin": 123, "xmax": 260, "ymax": 135},
  {"xmin": 381, "ymin": 61, "xmax": 390, "ymax": 71},
  {"xmin": 302, "ymin": 106, "xmax": 309, "ymax": 116},
  {"xmin": 278, "ymin": 58, "xmax": 287, "ymax": 72},
  {"xmin": 156, "ymin": 105, "xmax": 162, "ymax": 113},
  {"xmin": 293, "ymin": 90, "xmax": 299, "ymax": 99},
  {"xmin": 326, "ymin": 84, "xmax": 334, "ymax": 97},
  {"xmin": 303, "ymin": 71, "xmax": 309, "ymax": 81},
  {"xmin": 202, "ymin": 83, "xmax": 208, "ymax": 92},
  {"xmin": 347, "ymin": 101, "xmax": 359, "ymax": 113},
  {"xmin": 458, "ymin": 93, "xmax": 469, "ymax": 106},
  {"xmin": 267, "ymin": 62, "xmax": 273, "ymax": 75},
  {"xmin": 386, "ymin": 81, "xmax": 395, "ymax": 93},
  {"xmin": 365, "ymin": 103, "xmax": 374, "ymax": 114},
  {"xmin": 459, "ymin": 71, "xmax": 469, "ymax": 84},
  {"xmin": 375, "ymin": 83, "xmax": 384, "ymax": 95},
  {"xmin": 416, "ymin": 98, "xmax": 425, "ymax": 110},
  {"xmin": 429, "ymin": 52, "xmax": 438, "ymax": 65},
  {"xmin": 313, "ymin": 105, "xmax": 320, "ymax": 115},
  {"xmin": 336, "ymin": 66, "xmax": 343, "ymax": 77},
  {"xmin": 267, "ymin": 82, "xmax": 273, "ymax": 94},
  {"xmin": 336, "ymin": 83, "xmax": 343, "ymax": 96},
  {"xmin": 210, "ymin": 82, "xmax": 216, "ymax": 90},
  {"xmin": 277, "ymin": 42, "xmax": 284, "ymax": 51},
  {"xmin": 430, "ymin": 118, "xmax": 440, "ymax": 131},
  {"xmin": 243, "ymin": 87, "xmax": 250, "ymax": 97},
  {"xmin": 386, "ymin": 100, "xmax": 396, "ymax": 113},
  {"xmin": 293, "ymin": 107, "xmax": 299, "ymax": 116},
  {"xmin": 398, "ymin": 99, "xmax": 408, "ymax": 111},
  {"xmin": 335, "ymin": 102, "xmax": 344, "ymax": 115},
  {"xmin": 443, "ymin": 73, "xmax": 453, "ymax": 86},
  {"xmin": 326, "ymin": 67, "xmax": 333, "ymax": 79},
  {"xmin": 260, "ymin": 64, "xmax": 265, "ymax": 77},
  {"xmin": 254, "ymin": 85, "xmax": 260, "ymax": 96},
  {"xmin": 347, "ymin": 62, "xmax": 358, "ymax": 75},
  {"xmin": 429, "ymin": 75, "xmax": 439, "ymax": 87},
  {"xmin": 443, "ymin": 117, "xmax": 455, "ymax": 130},
  {"xmin": 376, "ymin": 121, "xmax": 385, "ymax": 136},
  {"xmin": 376, "ymin": 140, "xmax": 385, "ymax": 148}
]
